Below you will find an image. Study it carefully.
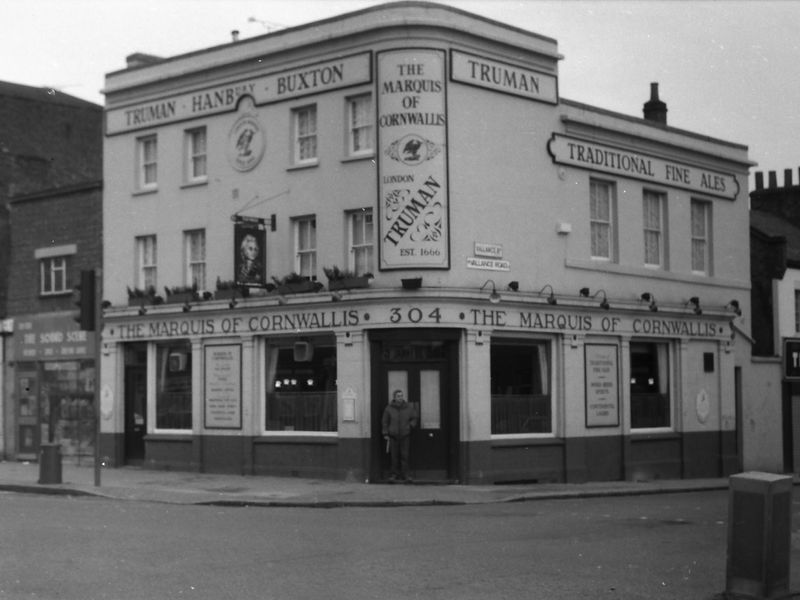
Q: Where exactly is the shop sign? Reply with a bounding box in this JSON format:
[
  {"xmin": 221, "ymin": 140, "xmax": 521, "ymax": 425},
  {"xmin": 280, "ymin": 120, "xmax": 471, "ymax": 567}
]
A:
[
  {"xmin": 548, "ymin": 134, "xmax": 739, "ymax": 200},
  {"xmin": 204, "ymin": 344, "xmax": 242, "ymax": 429},
  {"xmin": 585, "ymin": 344, "xmax": 619, "ymax": 427},
  {"xmin": 784, "ymin": 338, "xmax": 800, "ymax": 380},
  {"xmin": 450, "ymin": 50, "xmax": 558, "ymax": 104},
  {"xmin": 106, "ymin": 52, "xmax": 372, "ymax": 134},
  {"xmin": 474, "ymin": 243, "xmax": 503, "ymax": 258},
  {"xmin": 13, "ymin": 314, "xmax": 95, "ymax": 359},
  {"xmin": 377, "ymin": 49, "xmax": 449, "ymax": 270}
]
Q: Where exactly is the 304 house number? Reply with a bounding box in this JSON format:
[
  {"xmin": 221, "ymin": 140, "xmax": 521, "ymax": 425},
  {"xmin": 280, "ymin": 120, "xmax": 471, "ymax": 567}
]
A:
[{"xmin": 389, "ymin": 307, "xmax": 442, "ymax": 324}]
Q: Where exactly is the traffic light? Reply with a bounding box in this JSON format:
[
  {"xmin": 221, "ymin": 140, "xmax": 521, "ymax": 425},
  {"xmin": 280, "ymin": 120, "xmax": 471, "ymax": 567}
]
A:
[{"xmin": 74, "ymin": 269, "xmax": 96, "ymax": 331}]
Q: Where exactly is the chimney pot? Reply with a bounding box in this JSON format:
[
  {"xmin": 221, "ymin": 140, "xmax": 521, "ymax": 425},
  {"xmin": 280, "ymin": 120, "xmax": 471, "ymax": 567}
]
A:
[
  {"xmin": 769, "ymin": 171, "xmax": 778, "ymax": 188},
  {"xmin": 755, "ymin": 172, "xmax": 764, "ymax": 190},
  {"xmin": 786, "ymin": 169, "xmax": 793, "ymax": 187},
  {"xmin": 643, "ymin": 82, "xmax": 668, "ymax": 125},
  {"xmin": 231, "ymin": 29, "xmax": 240, "ymax": 42}
]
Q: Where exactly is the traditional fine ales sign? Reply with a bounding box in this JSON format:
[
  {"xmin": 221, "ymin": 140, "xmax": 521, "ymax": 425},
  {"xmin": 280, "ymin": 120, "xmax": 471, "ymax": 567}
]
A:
[
  {"xmin": 548, "ymin": 134, "xmax": 739, "ymax": 200},
  {"xmin": 585, "ymin": 344, "xmax": 619, "ymax": 427},
  {"xmin": 204, "ymin": 344, "xmax": 242, "ymax": 429},
  {"xmin": 377, "ymin": 49, "xmax": 449, "ymax": 270}
]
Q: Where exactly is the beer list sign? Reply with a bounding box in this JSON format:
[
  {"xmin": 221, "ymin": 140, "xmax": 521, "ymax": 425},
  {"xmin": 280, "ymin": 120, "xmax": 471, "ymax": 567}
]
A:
[{"xmin": 377, "ymin": 49, "xmax": 449, "ymax": 270}]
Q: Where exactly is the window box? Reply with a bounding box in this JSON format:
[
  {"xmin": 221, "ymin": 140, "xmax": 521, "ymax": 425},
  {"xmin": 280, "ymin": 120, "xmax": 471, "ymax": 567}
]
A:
[
  {"xmin": 272, "ymin": 273, "xmax": 323, "ymax": 296},
  {"xmin": 164, "ymin": 285, "xmax": 198, "ymax": 304},
  {"xmin": 324, "ymin": 266, "xmax": 373, "ymax": 291},
  {"xmin": 127, "ymin": 286, "xmax": 163, "ymax": 307}
]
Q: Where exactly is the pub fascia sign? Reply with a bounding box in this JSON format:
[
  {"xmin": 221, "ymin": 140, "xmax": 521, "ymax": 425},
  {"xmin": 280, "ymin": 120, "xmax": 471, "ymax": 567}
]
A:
[
  {"xmin": 108, "ymin": 304, "xmax": 729, "ymax": 342},
  {"xmin": 450, "ymin": 50, "xmax": 558, "ymax": 104},
  {"xmin": 548, "ymin": 134, "xmax": 739, "ymax": 200},
  {"xmin": 106, "ymin": 52, "xmax": 372, "ymax": 135}
]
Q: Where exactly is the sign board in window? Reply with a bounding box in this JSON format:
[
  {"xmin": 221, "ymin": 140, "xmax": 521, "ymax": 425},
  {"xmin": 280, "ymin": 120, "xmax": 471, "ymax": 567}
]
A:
[
  {"xmin": 784, "ymin": 338, "xmax": 800, "ymax": 380},
  {"xmin": 204, "ymin": 344, "xmax": 242, "ymax": 429},
  {"xmin": 585, "ymin": 344, "xmax": 620, "ymax": 427}
]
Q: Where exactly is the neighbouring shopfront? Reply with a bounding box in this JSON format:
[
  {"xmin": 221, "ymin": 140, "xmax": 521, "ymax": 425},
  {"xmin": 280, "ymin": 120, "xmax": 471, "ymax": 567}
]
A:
[{"xmin": 9, "ymin": 313, "xmax": 96, "ymax": 463}]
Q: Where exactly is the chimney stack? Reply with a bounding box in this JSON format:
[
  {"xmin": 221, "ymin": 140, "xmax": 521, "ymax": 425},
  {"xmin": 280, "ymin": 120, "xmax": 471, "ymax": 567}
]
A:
[
  {"xmin": 643, "ymin": 82, "xmax": 668, "ymax": 125},
  {"xmin": 231, "ymin": 30, "xmax": 240, "ymax": 42}
]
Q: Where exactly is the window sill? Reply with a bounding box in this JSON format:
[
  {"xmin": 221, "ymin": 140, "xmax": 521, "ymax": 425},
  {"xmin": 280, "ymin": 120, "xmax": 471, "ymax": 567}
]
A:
[
  {"xmin": 491, "ymin": 435, "xmax": 562, "ymax": 448},
  {"xmin": 256, "ymin": 433, "xmax": 338, "ymax": 444},
  {"xmin": 39, "ymin": 291, "xmax": 72, "ymax": 298},
  {"xmin": 132, "ymin": 187, "xmax": 158, "ymax": 197},
  {"xmin": 287, "ymin": 160, "xmax": 319, "ymax": 172},
  {"xmin": 341, "ymin": 152, "xmax": 374, "ymax": 164},
  {"xmin": 180, "ymin": 179, "xmax": 208, "ymax": 190}
]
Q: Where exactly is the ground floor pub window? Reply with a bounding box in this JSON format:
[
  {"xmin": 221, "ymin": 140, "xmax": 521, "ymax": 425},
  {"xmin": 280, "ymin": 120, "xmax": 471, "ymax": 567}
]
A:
[
  {"xmin": 156, "ymin": 340, "xmax": 192, "ymax": 430},
  {"xmin": 629, "ymin": 341, "xmax": 670, "ymax": 429},
  {"xmin": 490, "ymin": 340, "xmax": 551, "ymax": 434},
  {"xmin": 265, "ymin": 340, "xmax": 336, "ymax": 432}
]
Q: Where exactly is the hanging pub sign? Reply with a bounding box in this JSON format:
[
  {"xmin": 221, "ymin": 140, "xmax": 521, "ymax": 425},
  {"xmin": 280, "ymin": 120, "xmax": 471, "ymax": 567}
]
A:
[
  {"xmin": 377, "ymin": 48, "xmax": 450, "ymax": 270},
  {"xmin": 234, "ymin": 217, "xmax": 266, "ymax": 287}
]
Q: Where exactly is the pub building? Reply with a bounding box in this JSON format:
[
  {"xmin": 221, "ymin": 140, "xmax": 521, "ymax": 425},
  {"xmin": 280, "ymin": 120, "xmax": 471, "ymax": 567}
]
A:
[{"xmin": 100, "ymin": 1, "xmax": 752, "ymax": 483}]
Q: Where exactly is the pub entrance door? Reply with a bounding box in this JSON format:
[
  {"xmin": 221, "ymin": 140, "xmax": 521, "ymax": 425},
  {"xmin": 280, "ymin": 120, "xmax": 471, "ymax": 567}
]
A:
[{"xmin": 370, "ymin": 329, "xmax": 459, "ymax": 482}]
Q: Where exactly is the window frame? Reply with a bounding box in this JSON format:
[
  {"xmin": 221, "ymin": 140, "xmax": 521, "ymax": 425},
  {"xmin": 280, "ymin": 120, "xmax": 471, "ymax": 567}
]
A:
[
  {"xmin": 184, "ymin": 126, "xmax": 208, "ymax": 184},
  {"xmin": 153, "ymin": 340, "xmax": 193, "ymax": 433},
  {"xmin": 346, "ymin": 93, "xmax": 373, "ymax": 157},
  {"xmin": 293, "ymin": 216, "xmax": 317, "ymax": 280},
  {"xmin": 39, "ymin": 256, "xmax": 69, "ymax": 296},
  {"xmin": 183, "ymin": 229, "xmax": 206, "ymax": 290},
  {"xmin": 136, "ymin": 134, "xmax": 158, "ymax": 191},
  {"xmin": 589, "ymin": 178, "xmax": 617, "ymax": 261},
  {"xmin": 292, "ymin": 104, "xmax": 318, "ymax": 166},
  {"xmin": 135, "ymin": 235, "xmax": 157, "ymax": 291},
  {"xmin": 348, "ymin": 208, "xmax": 374, "ymax": 276},
  {"xmin": 643, "ymin": 189, "xmax": 668, "ymax": 269},
  {"xmin": 629, "ymin": 341, "xmax": 672, "ymax": 431},
  {"xmin": 489, "ymin": 337, "xmax": 555, "ymax": 438},
  {"xmin": 690, "ymin": 199, "xmax": 712, "ymax": 275},
  {"xmin": 262, "ymin": 338, "xmax": 338, "ymax": 435}
]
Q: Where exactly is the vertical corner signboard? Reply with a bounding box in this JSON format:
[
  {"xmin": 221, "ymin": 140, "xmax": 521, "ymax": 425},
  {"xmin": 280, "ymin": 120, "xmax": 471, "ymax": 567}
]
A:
[{"xmin": 377, "ymin": 49, "xmax": 449, "ymax": 270}]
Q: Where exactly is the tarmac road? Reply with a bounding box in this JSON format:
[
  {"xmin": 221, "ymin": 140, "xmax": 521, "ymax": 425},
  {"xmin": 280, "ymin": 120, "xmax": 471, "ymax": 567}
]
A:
[{"xmin": 3, "ymin": 488, "xmax": 794, "ymax": 600}]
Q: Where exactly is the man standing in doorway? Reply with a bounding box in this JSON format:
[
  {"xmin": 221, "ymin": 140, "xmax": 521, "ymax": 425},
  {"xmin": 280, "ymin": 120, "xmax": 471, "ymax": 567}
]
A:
[{"xmin": 382, "ymin": 389, "xmax": 418, "ymax": 482}]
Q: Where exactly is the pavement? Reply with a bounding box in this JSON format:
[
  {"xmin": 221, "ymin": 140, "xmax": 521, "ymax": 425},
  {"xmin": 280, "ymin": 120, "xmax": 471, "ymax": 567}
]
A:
[{"xmin": 0, "ymin": 459, "xmax": 740, "ymax": 507}]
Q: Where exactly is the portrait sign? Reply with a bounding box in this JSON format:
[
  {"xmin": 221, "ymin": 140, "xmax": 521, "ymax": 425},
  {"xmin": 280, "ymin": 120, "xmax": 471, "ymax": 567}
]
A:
[
  {"xmin": 585, "ymin": 344, "xmax": 620, "ymax": 427},
  {"xmin": 377, "ymin": 49, "xmax": 449, "ymax": 270},
  {"xmin": 234, "ymin": 219, "xmax": 267, "ymax": 288},
  {"xmin": 204, "ymin": 344, "xmax": 242, "ymax": 429}
]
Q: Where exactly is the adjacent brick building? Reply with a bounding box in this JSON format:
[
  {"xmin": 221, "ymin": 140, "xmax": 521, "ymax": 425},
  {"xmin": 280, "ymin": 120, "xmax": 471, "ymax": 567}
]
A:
[{"xmin": 0, "ymin": 81, "xmax": 103, "ymax": 462}]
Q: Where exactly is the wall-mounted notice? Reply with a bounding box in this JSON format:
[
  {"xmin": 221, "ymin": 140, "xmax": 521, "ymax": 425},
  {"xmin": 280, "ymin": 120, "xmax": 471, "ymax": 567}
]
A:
[
  {"xmin": 204, "ymin": 344, "xmax": 242, "ymax": 429},
  {"xmin": 377, "ymin": 49, "xmax": 449, "ymax": 270},
  {"xmin": 585, "ymin": 344, "xmax": 619, "ymax": 427}
]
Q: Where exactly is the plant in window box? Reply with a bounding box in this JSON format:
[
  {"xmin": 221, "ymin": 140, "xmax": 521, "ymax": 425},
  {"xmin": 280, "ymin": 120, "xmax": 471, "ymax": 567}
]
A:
[
  {"xmin": 271, "ymin": 272, "xmax": 324, "ymax": 295},
  {"xmin": 127, "ymin": 286, "xmax": 163, "ymax": 307},
  {"xmin": 323, "ymin": 266, "xmax": 373, "ymax": 291},
  {"xmin": 164, "ymin": 283, "xmax": 198, "ymax": 304}
]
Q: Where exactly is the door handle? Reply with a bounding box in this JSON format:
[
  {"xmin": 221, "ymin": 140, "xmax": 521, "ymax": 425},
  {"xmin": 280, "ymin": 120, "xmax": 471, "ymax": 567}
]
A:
[{"xmin": 428, "ymin": 432, "xmax": 434, "ymax": 438}]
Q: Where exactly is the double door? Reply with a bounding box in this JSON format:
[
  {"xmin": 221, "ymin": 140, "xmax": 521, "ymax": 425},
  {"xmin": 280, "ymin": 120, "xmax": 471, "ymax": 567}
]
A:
[{"xmin": 371, "ymin": 330, "xmax": 459, "ymax": 482}]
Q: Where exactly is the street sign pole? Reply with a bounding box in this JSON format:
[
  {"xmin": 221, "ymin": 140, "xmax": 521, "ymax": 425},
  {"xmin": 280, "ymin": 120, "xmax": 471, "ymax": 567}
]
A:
[{"xmin": 94, "ymin": 268, "xmax": 102, "ymax": 488}]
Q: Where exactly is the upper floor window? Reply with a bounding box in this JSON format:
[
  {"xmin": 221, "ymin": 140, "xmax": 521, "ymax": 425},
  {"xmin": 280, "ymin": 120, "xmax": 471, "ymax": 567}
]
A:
[
  {"xmin": 590, "ymin": 179, "xmax": 616, "ymax": 261},
  {"xmin": 185, "ymin": 127, "xmax": 207, "ymax": 183},
  {"xmin": 349, "ymin": 209, "xmax": 374, "ymax": 275},
  {"xmin": 35, "ymin": 244, "xmax": 76, "ymax": 296},
  {"xmin": 135, "ymin": 235, "xmax": 157, "ymax": 291},
  {"xmin": 136, "ymin": 135, "xmax": 158, "ymax": 190},
  {"xmin": 294, "ymin": 217, "xmax": 317, "ymax": 279},
  {"xmin": 184, "ymin": 229, "xmax": 206, "ymax": 289},
  {"xmin": 40, "ymin": 256, "xmax": 69, "ymax": 296},
  {"xmin": 293, "ymin": 105, "xmax": 318, "ymax": 165},
  {"xmin": 347, "ymin": 94, "xmax": 373, "ymax": 156},
  {"xmin": 691, "ymin": 199, "xmax": 711, "ymax": 275},
  {"xmin": 643, "ymin": 190, "xmax": 667, "ymax": 268}
]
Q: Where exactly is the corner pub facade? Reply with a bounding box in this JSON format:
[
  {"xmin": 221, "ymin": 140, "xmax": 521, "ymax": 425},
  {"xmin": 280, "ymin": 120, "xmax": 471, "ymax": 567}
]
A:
[{"xmin": 100, "ymin": 1, "xmax": 752, "ymax": 484}]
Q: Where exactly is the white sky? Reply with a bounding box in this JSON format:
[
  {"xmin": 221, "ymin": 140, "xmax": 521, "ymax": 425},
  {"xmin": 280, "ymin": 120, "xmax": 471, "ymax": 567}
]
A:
[{"xmin": 4, "ymin": 0, "xmax": 799, "ymax": 186}]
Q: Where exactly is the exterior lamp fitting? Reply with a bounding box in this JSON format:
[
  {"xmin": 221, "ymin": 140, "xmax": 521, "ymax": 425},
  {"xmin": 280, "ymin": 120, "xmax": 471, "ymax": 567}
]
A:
[
  {"xmin": 593, "ymin": 289, "xmax": 610, "ymax": 310},
  {"xmin": 687, "ymin": 296, "xmax": 702, "ymax": 315},
  {"xmin": 579, "ymin": 287, "xmax": 590, "ymax": 297},
  {"xmin": 481, "ymin": 280, "xmax": 501, "ymax": 304},
  {"xmin": 726, "ymin": 300, "xmax": 742, "ymax": 316},
  {"xmin": 507, "ymin": 281, "xmax": 519, "ymax": 292},
  {"xmin": 641, "ymin": 292, "xmax": 658, "ymax": 312},
  {"xmin": 538, "ymin": 284, "xmax": 557, "ymax": 305}
]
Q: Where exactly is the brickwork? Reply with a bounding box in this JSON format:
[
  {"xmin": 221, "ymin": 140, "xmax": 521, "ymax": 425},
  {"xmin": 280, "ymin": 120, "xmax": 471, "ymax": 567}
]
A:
[{"xmin": 6, "ymin": 184, "xmax": 102, "ymax": 316}]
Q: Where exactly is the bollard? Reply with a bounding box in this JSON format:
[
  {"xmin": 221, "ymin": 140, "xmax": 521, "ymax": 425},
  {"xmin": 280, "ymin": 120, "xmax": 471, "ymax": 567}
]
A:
[
  {"xmin": 38, "ymin": 443, "xmax": 62, "ymax": 484},
  {"xmin": 726, "ymin": 471, "xmax": 792, "ymax": 599}
]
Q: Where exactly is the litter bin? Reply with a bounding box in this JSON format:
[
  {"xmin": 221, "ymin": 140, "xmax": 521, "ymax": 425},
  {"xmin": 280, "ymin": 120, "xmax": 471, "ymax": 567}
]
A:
[
  {"xmin": 726, "ymin": 471, "xmax": 792, "ymax": 599},
  {"xmin": 38, "ymin": 443, "xmax": 62, "ymax": 484}
]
